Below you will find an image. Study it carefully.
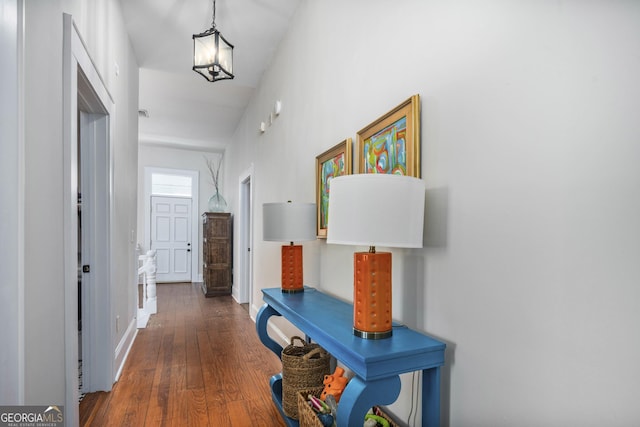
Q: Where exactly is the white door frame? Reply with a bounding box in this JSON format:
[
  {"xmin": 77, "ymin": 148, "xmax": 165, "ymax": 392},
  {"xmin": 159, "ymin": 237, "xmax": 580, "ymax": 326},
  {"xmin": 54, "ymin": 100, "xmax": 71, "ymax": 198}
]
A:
[
  {"xmin": 237, "ymin": 164, "xmax": 254, "ymax": 309},
  {"xmin": 63, "ymin": 14, "xmax": 114, "ymax": 426},
  {"xmin": 144, "ymin": 167, "xmax": 200, "ymax": 282}
]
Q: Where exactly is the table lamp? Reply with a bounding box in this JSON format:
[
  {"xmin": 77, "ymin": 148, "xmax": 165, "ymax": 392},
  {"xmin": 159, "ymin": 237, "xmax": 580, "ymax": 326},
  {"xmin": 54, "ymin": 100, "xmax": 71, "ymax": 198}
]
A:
[
  {"xmin": 263, "ymin": 201, "xmax": 316, "ymax": 293},
  {"xmin": 327, "ymin": 174, "xmax": 425, "ymax": 339}
]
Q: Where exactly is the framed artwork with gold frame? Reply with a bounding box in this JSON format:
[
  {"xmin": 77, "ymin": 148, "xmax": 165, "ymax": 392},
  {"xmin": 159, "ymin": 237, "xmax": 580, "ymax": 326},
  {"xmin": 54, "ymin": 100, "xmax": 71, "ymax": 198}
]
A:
[
  {"xmin": 315, "ymin": 138, "xmax": 352, "ymax": 238},
  {"xmin": 356, "ymin": 94, "xmax": 421, "ymax": 177}
]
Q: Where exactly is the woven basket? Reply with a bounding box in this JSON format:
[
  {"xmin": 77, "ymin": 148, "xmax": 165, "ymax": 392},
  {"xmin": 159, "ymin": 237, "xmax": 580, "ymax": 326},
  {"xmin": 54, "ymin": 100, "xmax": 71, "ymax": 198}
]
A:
[
  {"xmin": 297, "ymin": 388, "xmax": 325, "ymax": 427},
  {"xmin": 282, "ymin": 336, "xmax": 330, "ymax": 419}
]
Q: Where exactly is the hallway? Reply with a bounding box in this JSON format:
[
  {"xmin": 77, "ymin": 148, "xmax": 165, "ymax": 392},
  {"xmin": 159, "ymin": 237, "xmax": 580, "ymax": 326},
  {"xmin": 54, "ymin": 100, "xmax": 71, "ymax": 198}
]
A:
[{"xmin": 80, "ymin": 283, "xmax": 286, "ymax": 426}]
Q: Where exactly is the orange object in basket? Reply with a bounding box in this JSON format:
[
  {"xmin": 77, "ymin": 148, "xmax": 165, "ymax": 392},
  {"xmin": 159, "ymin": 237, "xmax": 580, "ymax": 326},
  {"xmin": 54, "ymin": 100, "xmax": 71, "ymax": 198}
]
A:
[{"xmin": 321, "ymin": 366, "xmax": 349, "ymax": 403}]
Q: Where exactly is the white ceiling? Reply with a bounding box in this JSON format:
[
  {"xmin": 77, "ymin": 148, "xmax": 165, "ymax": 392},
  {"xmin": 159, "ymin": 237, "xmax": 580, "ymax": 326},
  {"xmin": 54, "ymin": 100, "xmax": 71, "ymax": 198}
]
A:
[{"xmin": 120, "ymin": 0, "xmax": 300, "ymax": 152}]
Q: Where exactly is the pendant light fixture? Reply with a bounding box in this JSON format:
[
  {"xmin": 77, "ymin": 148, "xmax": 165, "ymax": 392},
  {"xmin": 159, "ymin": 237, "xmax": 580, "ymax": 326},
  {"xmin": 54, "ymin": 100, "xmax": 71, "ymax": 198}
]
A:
[{"xmin": 192, "ymin": 0, "xmax": 234, "ymax": 82}]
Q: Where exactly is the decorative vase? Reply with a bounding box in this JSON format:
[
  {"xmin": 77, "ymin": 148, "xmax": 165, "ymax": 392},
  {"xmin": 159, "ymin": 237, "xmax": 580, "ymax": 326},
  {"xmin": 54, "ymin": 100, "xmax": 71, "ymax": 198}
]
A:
[{"xmin": 208, "ymin": 191, "xmax": 227, "ymax": 212}]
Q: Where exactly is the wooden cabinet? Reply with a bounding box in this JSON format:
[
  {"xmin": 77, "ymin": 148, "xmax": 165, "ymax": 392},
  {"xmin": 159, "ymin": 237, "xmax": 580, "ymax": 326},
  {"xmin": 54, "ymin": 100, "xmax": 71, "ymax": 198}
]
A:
[{"xmin": 202, "ymin": 212, "xmax": 232, "ymax": 297}]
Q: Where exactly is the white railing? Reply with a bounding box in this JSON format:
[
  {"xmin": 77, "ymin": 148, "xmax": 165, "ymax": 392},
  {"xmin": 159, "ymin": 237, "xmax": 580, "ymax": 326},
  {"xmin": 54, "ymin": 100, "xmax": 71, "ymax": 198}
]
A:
[{"xmin": 137, "ymin": 249, "xmax": 157, "ymax": 328}]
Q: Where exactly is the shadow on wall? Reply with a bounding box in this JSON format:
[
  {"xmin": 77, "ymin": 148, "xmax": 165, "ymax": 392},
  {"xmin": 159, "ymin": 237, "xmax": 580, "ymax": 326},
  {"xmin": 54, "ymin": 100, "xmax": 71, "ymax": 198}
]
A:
[
  {"xmin": 400, "ymin": 186, "xmax": 454, "ymax": 426},
  {"xmin": 425, "ymin": 187, "xmax": 449, "ymax": 249},
  {"xmin": 400, "ymin": 186, "xmax": 449, "ymax": 329}
]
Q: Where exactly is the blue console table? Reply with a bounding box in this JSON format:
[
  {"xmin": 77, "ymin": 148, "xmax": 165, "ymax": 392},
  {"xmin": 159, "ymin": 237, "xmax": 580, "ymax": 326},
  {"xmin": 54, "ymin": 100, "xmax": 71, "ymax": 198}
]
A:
[{"xmin": 256, "ymin": 287, "xmax": 446, "ymax": 427}]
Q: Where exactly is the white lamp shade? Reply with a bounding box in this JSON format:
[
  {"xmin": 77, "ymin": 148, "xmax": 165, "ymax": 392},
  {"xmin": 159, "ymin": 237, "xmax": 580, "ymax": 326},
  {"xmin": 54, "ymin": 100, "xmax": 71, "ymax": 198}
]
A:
[
  {"xmin": 326, "ymin": 174, "xmax": 425, "ymax": 248},
  {"xmin": 263, "ymin": 202, "xmax": 317, "ymax": 242}
]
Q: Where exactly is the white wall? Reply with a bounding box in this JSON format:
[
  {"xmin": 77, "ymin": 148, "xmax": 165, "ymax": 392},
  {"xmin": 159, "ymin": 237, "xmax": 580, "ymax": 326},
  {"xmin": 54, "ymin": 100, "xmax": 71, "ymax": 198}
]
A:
[
  {"xmin": 0, "ymin": 0, "xmax": 24, "ymax": 405},
  {"xmin": 20, "ymin": 0, "xmax": 139, "ymax": 407},
  {"xmin": 137, "ymin": 143, "xmax": 224, "ymax": 279},
  {"xmin": 225, "ymin": 1, "xmax": 640, "ymax": 425}
]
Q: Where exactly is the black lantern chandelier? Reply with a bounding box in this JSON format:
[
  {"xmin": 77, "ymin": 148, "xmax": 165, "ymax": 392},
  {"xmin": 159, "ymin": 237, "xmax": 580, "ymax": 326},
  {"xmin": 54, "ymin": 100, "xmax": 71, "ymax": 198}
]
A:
[{"xmin": 192, "ymin": 0, "xmax": 234, "ymax": 82}]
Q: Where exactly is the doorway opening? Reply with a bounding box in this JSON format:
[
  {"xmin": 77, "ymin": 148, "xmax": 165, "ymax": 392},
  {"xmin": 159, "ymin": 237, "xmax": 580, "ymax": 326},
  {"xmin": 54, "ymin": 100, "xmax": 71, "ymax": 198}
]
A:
[
  {"xmin": 143, "ymin": 167, "xmax": 200, "ymax": 283},
  {"xmin": 64, "ymin": 14, "xmax": 115, "ymax": 426},
  {"xmin": 77, "ymin": 103, "xmax": 110, "ymax": 397},
  {"xmin": 238, "ymin": 165, "xmax": 254, "ymax": 309}
]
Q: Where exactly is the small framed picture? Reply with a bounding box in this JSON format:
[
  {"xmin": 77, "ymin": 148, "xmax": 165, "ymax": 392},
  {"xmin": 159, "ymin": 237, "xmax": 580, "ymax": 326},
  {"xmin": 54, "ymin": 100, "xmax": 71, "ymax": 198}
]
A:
[{"xmin": 315, "ymin": 139, "xmax": 352, "ymax": 238}]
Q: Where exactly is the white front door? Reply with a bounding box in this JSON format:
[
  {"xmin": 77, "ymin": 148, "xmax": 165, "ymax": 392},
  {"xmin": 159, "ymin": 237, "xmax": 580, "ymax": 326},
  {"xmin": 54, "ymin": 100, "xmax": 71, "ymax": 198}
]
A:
[{"xmin": 151, "ymin": 196, "xmax": 192, "ymax": 282}]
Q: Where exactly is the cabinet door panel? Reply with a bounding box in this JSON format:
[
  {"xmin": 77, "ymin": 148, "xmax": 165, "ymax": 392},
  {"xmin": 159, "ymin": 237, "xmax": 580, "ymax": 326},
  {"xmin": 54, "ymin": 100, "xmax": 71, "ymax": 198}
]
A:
[{"xmin": 202, "ymin": 213, "xmax": 232, "ymax": 297}]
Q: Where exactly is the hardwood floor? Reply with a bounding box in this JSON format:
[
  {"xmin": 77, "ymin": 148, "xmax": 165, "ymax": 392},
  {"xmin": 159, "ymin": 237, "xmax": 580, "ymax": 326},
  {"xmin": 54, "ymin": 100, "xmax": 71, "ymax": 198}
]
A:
[{"xmin": 80, "ymin": 282, "xmax": 286, "ymax": 427}]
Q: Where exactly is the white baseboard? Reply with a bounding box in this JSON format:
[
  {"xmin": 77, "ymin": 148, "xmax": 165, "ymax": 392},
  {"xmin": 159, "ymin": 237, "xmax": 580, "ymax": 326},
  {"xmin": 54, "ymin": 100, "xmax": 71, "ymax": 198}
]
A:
[
  {"xmin": 249, "ymin": 304, "xmax": 290, "ymax": 348},
  {"xmin": 113, "ymin": 317, "xmax": 138, "ymax": 382},
  {"xmin": 250, "ymin": 304, "xmax": 260, "ymax": 321},
  {"xmin": 232, "ymin": 290, "xmax": 249, "ymax": 305},
  {"xmin": 269, "ymin": 323, "xmax": 290, "ymax": 347},
  {"xmin": 137, "ymin": 309, "xmax": 150, "ymax": 328}
]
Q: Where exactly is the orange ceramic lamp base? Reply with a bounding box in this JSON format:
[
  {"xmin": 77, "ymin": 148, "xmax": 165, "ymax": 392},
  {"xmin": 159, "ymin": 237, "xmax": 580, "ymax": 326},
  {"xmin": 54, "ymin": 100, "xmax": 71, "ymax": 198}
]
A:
[
  {"xmin": 281, "ymin": 244, "xmax": 304, "ymax": 293},
  {"xmin": 353, "ymin": 251, "xmax": 392, "ymax": 339}
]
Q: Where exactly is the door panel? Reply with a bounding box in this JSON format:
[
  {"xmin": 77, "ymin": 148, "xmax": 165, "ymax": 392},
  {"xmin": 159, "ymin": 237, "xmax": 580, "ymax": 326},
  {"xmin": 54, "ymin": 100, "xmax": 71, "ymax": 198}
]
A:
[
  {"xmin": 175, "ymin": 217, "xmax": 188, "ymax": 241},
  {"xmin": 151, "ymin": 196, "xmax": 192, "ymax": 282},
  {"xmin": 155, "ymin": 249, "xmax": 170, "ymax": 274},
  {"xmin": 174, "ymin": 249, "xmax": 189, "ymax": 273}
]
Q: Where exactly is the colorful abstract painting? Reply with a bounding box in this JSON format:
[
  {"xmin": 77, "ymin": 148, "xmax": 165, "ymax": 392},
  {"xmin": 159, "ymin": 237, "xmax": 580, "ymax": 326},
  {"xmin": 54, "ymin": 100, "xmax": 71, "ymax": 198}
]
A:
[
  {"xmin": 315, "ymin": 139, "xmax": 352, "ymax": 238},
  {"xmin": 362, "ymin": 116, "xmax": 407, "ymax": 175},
  {"xmin": 320, "ymin": 152, "xmax": 346, "ymax": 229},
  {"xmin": 356, "ymin": 95, "xmax": 420, "ymax": 177}
]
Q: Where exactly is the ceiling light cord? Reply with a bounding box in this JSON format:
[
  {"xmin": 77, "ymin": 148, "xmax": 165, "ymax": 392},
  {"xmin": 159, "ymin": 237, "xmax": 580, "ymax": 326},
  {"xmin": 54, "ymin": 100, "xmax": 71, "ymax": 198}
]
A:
[{"xmin": 211, "ymin": 0, "xmax": 217, "ymax": 30}]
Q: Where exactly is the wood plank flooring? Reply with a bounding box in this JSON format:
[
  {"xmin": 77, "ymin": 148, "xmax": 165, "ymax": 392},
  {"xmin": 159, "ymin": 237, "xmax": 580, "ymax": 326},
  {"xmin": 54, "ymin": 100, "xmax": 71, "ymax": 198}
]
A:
[{"xmin": 79, "ymin": 282, "xmax": 286, "ymax": 427}]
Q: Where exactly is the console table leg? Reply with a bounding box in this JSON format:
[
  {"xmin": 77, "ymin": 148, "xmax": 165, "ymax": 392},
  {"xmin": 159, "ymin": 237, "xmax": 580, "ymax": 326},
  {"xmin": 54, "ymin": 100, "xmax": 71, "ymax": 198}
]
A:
[
  {"xmin": 256, "ymin": 303, "xmax": 283, "ymax": 358},
  {"xmin": 422, "ymin": 367, "xmax": 441, "ymax": 427},
  {"xmin": 337, "ymin": 375, "xmax": 401, "ymax": 427}
]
